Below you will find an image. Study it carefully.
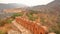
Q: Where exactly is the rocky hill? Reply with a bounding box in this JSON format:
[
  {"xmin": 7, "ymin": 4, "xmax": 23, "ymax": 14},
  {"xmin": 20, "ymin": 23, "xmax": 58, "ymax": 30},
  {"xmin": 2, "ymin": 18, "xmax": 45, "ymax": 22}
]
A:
[
  {"xmin": 30, "ymin": 0, "xmax": 60, "ymax": 14},
  {"xmin": 0, "ymin": 0, "xmax": 60, "ymax": 34},
  {"xmin": 27, "ymin": 0, "xmax": 60, "ymax": 34}
]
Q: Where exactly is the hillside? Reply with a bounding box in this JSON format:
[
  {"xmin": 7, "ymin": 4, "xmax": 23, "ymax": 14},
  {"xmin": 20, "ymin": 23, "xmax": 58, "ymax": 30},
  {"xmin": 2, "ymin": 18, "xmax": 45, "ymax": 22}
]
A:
[
  {"xmin": 30, "ymin": 0, "xmax": 60, "ymax": 14},
  {"xmin": 0, "ymin": 0, "xmax": 60, "ymax": 34},
  {"xmin": 28, "ymin": 0, "xmax": 60, "ymax": 34}
]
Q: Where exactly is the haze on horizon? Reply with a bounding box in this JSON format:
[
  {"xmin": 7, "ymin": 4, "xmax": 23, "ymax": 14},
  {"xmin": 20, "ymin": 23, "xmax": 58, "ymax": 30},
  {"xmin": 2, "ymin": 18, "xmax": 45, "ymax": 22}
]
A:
[{"xmin": 0, "ymin": 0, "xmax": 54, "ymax": 6}]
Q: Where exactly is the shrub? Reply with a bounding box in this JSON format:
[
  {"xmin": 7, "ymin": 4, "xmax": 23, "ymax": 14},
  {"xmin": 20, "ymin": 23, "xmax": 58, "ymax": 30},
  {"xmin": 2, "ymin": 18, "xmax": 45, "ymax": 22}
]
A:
[
  {"xmin": 11, "ymin": 13, "xmax": 23, "ymax": 19},
  {"xmin": 27, "ymin": 14, "xmax": 34, "ymax": 21},
  {"xmin": 27, "ymin": 13, "xmax": 38, "ymax": 21},
  {"xmin": 29, "ymin": 17, "xmax": 35, "ymax": 21},
  {"xmin": 6, "ymin": 19, "xmax": 13, "ymax": 24}
]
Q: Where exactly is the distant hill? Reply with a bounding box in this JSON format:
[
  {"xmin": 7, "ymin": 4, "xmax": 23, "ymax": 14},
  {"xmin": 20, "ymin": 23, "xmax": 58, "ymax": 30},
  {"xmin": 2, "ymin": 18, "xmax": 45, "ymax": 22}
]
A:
[
  {"xmin": 30, "ymin": 0, "xmax": 60, "ymax": 14},
  {"xmin": 0, "ymin": 3, "xmax": 29, "ymax": 10},
  {"xmin": 0, "ymin": 3, "xmax": 29, "ymax": 19},
  {"xmin": 0, "ymin": 0, "xmax": 60, "ymax": 19}
]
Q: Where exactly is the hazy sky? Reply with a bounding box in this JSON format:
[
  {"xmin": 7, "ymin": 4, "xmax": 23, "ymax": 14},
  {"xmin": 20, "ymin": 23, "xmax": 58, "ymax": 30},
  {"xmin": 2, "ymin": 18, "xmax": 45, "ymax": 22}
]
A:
[{"xmin": 0, "ymin": 0, "xmax": 54, "ymax": 6}]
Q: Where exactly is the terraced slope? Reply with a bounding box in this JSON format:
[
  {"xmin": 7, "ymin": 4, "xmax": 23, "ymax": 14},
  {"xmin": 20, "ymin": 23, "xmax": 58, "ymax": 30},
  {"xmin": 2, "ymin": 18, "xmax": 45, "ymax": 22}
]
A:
[
  {"xmin": 12, "ymin": 20, "xmax": 32, "ymax": 34},
  {"xmin": 15, "ymin": 17, "xmax": 46, "ymax": 34}
]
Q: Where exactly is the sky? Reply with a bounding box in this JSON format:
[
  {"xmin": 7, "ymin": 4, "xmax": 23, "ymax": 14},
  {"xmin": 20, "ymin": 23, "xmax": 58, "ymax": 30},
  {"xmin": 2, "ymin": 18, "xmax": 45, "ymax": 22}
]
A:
[{"xmin": 0, "ymin": 0, "xmax": 54, "ymax": 6}]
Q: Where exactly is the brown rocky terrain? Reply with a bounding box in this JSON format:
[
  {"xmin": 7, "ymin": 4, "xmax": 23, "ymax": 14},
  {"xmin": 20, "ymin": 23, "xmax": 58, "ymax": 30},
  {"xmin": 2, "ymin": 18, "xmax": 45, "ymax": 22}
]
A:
[{"xmin": 0, "ymin": 0, "xmax": 60, "ymax": 34}]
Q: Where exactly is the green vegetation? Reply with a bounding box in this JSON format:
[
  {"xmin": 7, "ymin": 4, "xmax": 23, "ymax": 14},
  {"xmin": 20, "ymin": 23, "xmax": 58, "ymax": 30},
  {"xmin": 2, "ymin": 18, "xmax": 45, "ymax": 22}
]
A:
[
  {"xmin": 26, "ymin": 10, "xmax": 38, "ymax": 21},
  {"xmin": 40, "ymin": 17, "xmax": 46, "ymax": 25},
  {"xmin": 30, "ymin": 10, "xmax": 38, "ymax": 14},
  {"xmin": 57, "ymin": 21, "xmax": 60, "ymax": 28},
  {"xmin": 0, "ymin": 30, "xmax": 6, "ymax": 34},
  {"xmin": 6, "ymin": 19, "xmax": 13, "ymax": 24},
  {"xmin": 27, "ymin": 14, "xmax": 34, "ymax": 21},
  {"xmin": 11, "ymin": 13, "xmax": 23, "ymax": 19},
  {"xmin": 55, "ymin": 31, "xmax": 60, "ymax": 34},
  {"xmin": 40, "ymin": 17, "xmax": 45, "ymax": 23},
  {"xmin": 0, "ymin": 18, "xmax": 13, "ymax": 26},
  {"xmin": 49, "ymin": 27, "xmax": 60, "ymax": 34},
  {"xmin": 56, "ymin": 21, "xmax": 60, "ymax": 34},
  {"xmin": 0, "ymin": 13, "xmax": 23, "ymax": 26},
  {"xmin": 28, "ymin": 16, "xmax": 37, "ymax": 21}
]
